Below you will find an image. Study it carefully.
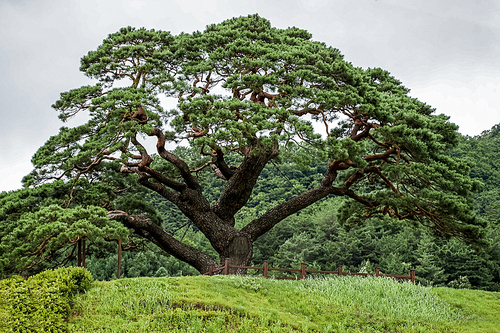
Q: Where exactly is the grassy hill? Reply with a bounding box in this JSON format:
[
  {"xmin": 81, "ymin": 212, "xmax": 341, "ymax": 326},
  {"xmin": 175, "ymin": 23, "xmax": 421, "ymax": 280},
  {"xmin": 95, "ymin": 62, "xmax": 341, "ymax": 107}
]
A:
[{"xmin": 68, "ymin": 275, "xmax": 500, "ymax": 332}]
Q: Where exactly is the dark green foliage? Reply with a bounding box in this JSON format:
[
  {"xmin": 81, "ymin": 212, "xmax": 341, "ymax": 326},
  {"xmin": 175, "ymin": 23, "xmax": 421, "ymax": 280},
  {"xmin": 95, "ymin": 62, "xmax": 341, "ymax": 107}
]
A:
[
  {"xmin": 84, "ymin": 245, "xmax": 197, "ymax": 280},
  {"xmin": 414, "ymin": 231, "xmax": 448, "ymax": 285},
  {"xmin": 0, "ymin": 267, "xmax": 93, "ymax": 333},
  {"xmin": 0, "ymin": 204, "xmax": 128, "ymax": 277},
  {"xmin": 454, "ymin": 125, "xmax": 500, "ymax": 191},
  {"xmin": 0, "ymin": 181, "xmax": 70, "ymax": 233},
  {"xmin": 113, "ymin": 192, "xmax": 163, "ymax": 225},
  {"xmin": 452, "ymin": 125, "xmax": 500, "ymax": 226},
  {"xmin": 249, "ymin": 196, "xmax": 500, "ymax": 290},
  {"xmin": 0, "ymin": 175, "xmax": 163, "ymax": 277}
]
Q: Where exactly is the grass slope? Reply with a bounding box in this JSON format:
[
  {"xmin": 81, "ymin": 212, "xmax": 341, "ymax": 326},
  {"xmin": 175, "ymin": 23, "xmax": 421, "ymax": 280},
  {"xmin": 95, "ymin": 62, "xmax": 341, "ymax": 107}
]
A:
[{"xmin": 69, "ymin": 275, "xmax": 500, "ymax": 332}]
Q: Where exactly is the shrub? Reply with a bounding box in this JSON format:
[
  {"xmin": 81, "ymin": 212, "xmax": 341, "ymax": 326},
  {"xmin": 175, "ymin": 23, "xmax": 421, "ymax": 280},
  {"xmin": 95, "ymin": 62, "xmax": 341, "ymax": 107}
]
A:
[
  {"xmin": 0, "ymin": 267, "xmax": 93, "ymax": 333},
  {"xmin": 448, "ymin": 275, "xmax": 472, "ymax": 290},
  {"xmin": 29, "ymin": 266, "xmax": 93, "ymax": 297}
]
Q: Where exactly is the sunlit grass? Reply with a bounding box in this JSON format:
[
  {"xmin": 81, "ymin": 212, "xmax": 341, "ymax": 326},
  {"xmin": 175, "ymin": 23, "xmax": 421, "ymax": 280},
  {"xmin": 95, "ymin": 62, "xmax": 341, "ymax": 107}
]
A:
[
  {"xmin": 69, "ymin": 275, "xmax": 500, "ymax": 332},
  {"xmin": 433, "ymin": 287, "xmax": 500, "ymax": 333}
]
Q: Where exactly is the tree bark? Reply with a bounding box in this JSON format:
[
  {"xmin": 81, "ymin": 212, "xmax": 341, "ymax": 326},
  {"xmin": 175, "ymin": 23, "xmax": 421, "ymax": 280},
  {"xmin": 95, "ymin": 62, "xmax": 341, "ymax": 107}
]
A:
[
  {"xmin": 108, "ymin": 210, "xmax": 218, "ymax": 273},
  {"xmin": 220, "ymin": 236, "xmax": 253, "ymax": 274},
  {"xmin": 212, "ymin": 145, "xmax": 278, "ymax": 224}
]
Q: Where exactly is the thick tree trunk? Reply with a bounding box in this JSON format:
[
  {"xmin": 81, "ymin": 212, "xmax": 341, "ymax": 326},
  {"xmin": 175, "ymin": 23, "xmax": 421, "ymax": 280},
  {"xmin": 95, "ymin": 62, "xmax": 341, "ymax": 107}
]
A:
[
  {"xmin": 219, "ymin": 236, "xmax": 253, "ymax": 274},
  {"xmin": 108, "ymin": 211, "xmax": 258, "ymax": 275}
]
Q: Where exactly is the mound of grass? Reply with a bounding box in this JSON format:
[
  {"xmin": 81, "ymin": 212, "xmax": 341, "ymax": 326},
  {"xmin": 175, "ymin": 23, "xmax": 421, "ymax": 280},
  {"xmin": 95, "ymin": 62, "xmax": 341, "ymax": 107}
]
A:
[{"xmin": 67, "ymin": 274, "xmax": 500, "ymax": 332}]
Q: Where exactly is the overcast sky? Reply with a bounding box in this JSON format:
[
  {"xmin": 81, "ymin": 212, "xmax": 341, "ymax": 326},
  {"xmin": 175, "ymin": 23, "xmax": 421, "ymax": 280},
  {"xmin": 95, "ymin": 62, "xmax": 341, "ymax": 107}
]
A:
[{"xmin": 1, "ymin": 0, "xmax": 499, "ymax": 192}]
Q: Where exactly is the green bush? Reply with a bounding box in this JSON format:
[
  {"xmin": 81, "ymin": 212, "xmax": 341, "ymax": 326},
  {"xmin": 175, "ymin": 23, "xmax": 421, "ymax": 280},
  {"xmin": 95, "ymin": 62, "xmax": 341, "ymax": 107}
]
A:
[
  {"xmin": 448, "ymin": 275, "xmax": 472, "ymax": 289},
  {"xmin": 28, "ymin": 266, "xmax": 93, "ymax": 297},
  {"xmin": 0, "ymin": 267, "xmax": 93, "ymax": 333}
]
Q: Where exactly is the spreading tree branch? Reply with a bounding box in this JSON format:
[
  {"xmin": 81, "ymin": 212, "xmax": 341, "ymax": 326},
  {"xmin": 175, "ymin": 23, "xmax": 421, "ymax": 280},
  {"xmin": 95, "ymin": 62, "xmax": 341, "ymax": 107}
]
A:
[
  {"xmin": 148, "ymin": 128, "xmax": 201, "ymax": 190},
  {"xmin": 108, "ymin": 210, "xmax": 217, "ymax": 273}
]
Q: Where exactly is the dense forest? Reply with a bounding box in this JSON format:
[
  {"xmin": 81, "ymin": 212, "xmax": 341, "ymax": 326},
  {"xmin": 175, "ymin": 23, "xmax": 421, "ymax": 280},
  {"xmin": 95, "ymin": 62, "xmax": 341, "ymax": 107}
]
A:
[{"xmin": 1, "ymin": 124, "xmax": 499, "ymax": 290}]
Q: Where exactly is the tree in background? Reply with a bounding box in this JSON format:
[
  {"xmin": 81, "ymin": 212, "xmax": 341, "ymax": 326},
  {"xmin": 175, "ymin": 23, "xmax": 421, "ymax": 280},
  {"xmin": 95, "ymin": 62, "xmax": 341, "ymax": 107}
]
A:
[
  {"xmin": 23, "ymin": 15, "xmax": 484, "ymax": 273},
  {"xmin": 0, "ymin": 180, "xmax": 134, "ymax": 277},
  {"xmin": 452, "ymin": 124, "xmax": 500, "ymax": 225},
  {"xmin": 0, "ymin": 175, "xmax": 165, "ymax": 277}
]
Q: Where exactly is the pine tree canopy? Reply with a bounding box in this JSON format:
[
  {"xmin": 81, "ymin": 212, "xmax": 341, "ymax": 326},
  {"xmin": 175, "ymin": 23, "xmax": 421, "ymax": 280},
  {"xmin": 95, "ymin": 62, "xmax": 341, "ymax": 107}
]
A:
[{"xmin": 21, "ymin": 15, "xmax": 485, "ymax": 273}]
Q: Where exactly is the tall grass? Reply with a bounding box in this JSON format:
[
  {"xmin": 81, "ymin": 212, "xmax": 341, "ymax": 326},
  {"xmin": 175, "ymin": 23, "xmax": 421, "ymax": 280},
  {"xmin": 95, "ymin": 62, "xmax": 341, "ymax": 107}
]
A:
[
  {"xmin": 297, "ymin": 276, "xmax": 462, "ymax": 322},
  {"xmin": 72, "ymin": 278, "xmax": 173, "ymax": 318},
  {"xmin": 213, "ymin": 275, "xmax": 462, "ymax": 330},
  {"xmin": 69, "ymin": 275, "xmax": 498, "ymax": 332}
]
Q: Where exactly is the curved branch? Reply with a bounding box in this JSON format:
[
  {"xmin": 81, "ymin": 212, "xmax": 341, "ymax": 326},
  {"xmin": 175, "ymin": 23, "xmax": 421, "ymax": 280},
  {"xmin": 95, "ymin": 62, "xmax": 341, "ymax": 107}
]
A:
[
  {"xmin": 108, "ymin": 210, "xmax": 216, "ymax": 273},
  {"xmin": 364, "ymin": 147, "xmax": 397, "ymax": 162},
  {"xmin": 213, "ymin": 148, "xmax": 235, "ymax": 180},
  {"xmin": 290, "ymin": 108, "xmax": 322, "ymax": 116},
  {"xmin": 241, "ymin": 160, "xmax": 343, "ymax": 241},
  {"xmin": 149, "ymin": 128, "xmax": 201, "ymax": 190},
  {"xmin": 131, "ymin": 136, "xmax": 153, "ymax": 168},
  {"xmin": 371, "ymin": 166, "xmax": 401, "ymax": 196},
  {"xmin": 121, "ymin": 165, "xmax": 180, "ymax": 203},
  {"xmin": 343, "ymin": 189, "xmax": 380, "ymax": 207},
  {"xmin": 191, "ymin": 161, "xmax": 213, "ymax": 173},
  {"xmin": 241, "ymin": 185, "xmax": 341, "ymax": 241},
  {"xmin": 140, "ymin": 165, "xmax": 187, "ymax": 191}
]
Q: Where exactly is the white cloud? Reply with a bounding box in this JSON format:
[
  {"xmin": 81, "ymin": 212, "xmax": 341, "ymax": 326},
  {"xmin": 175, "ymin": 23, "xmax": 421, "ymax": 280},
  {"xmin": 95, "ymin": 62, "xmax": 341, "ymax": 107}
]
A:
[
  {"xmin": 0, "ymin": 152, "xmax": 34, "ymax": 192},
  {"xmin": 173, "ymin": 0, "xmax": 219, "ymax": 22},
  {"xmin": 129, "ymin": 0, "xmax": 146, "ymax": 10}
]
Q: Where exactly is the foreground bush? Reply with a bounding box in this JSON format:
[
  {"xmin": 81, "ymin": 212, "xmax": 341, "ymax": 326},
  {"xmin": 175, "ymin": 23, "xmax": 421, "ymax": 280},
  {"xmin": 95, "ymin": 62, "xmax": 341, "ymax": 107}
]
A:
[{"xmin": 0, "ymin": 267, "xmax": 93, "ymax": 333}]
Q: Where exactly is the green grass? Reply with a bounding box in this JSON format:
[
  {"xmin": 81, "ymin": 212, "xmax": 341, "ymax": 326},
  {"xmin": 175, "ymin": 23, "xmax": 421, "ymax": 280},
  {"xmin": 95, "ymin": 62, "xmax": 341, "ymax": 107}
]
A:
[
  {"xmin": 69, "ymin": 275, "xmax": 500, "ymax": 332},
  {"xmin": 433, "ymin": 287, "xmax": 500, "ymax": 333}
]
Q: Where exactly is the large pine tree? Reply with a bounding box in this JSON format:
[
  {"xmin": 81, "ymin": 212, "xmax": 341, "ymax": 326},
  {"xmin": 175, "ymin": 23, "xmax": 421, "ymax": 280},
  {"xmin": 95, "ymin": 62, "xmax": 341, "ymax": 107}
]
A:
[{"xmin": 22, "ymin": 15, "xmax": 484, "ymax": 273}]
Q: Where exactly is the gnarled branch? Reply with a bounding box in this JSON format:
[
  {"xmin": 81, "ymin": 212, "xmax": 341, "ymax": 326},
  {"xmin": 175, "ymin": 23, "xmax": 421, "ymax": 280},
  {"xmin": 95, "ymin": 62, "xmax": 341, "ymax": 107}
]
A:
[{"xmin": 108, "ymin": 210, "xmax": 217, "ymax": 273}]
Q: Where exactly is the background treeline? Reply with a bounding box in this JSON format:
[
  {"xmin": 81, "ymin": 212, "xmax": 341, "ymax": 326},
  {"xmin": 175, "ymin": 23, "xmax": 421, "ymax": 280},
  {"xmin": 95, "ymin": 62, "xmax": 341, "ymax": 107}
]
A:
[{"xmin": 2, "ymin": 125, "xmax": 499, "ymax": 290}]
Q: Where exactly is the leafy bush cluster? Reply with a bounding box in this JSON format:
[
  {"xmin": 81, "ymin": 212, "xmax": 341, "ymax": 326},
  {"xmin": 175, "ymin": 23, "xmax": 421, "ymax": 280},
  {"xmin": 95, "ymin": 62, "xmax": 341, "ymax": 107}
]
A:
[
  {"xmin": 448, "ymin": 276, "xmax": 472, "ymax": 290},
  {"xmin": 0, "ymin": 267, "xmax": 93, "ymax": 333}
]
